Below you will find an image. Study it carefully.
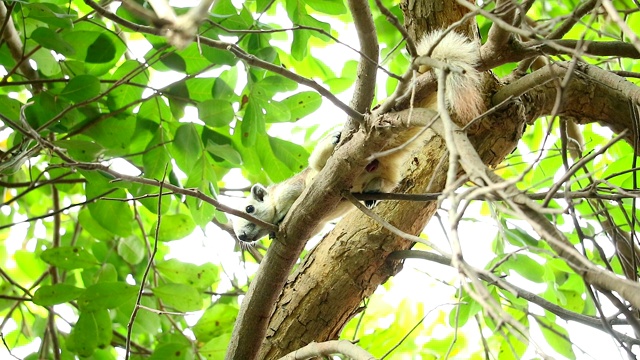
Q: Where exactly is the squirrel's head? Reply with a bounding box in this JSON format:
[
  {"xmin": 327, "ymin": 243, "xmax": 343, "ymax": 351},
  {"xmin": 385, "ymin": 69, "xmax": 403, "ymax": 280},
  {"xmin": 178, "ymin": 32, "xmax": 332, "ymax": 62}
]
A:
[{"xmin": 232, "ymin": 184, "xmax": 276, "ymax": 242}]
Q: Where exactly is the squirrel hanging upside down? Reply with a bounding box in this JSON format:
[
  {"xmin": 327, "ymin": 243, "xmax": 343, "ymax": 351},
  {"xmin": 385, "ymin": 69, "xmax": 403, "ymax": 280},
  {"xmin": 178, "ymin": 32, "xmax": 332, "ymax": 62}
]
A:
[{"xmin": 233, "ymin": 30, "xmax": 484, "ymax": 243}]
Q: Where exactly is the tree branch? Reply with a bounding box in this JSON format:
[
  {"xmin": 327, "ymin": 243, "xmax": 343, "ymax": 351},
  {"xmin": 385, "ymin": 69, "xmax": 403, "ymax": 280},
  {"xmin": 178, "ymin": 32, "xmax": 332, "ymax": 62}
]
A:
[
  {"xmin": 391, "ymin": 249, "xmax": 640, "ymax": 346},
  {"xmin": 494, "ymin": 61, "xmax": 640, "ymax": 148},
  {"xmin": 0, "ymin": 2, "xmax": 38, "ymax": 84},
  {"xmin": 341, "ymin": 0, "xmax": 379, "ymax": 136},
  {"xmin": 82, "ymin": 0, "xmax": 362, "ymax": 120}
]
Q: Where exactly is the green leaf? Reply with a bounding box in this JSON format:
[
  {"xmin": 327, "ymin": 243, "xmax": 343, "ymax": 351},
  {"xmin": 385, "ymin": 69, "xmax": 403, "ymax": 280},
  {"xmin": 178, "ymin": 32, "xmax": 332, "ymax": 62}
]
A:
[
  {"xmin": 200, "ymin": 333, "xmax": 232, "ymax": 359},
  {"xmin": 60, "ymin": 24, "xmax": 125, "ymax": 75},
  {"xmin": 503, "ymin": 254, "xmax": 545, "ymax": 283},
  {"xmin": 40, "ymin": 246, "xmax": 99, "ymax": 270},
  {"xmin": 148, "ymin": 342, "xmax": 192, "ymax": 360},
  {"xmin": 59, "ymin": 75, "xmax": 100, "ymax": 103},
  {"xmin": 448, "ymin": 293, "xmax": 481, "ymax": 328},
  {"xmin": 65, "ymin": 309, "xmax": 112, "ymax": 356},
  {"xmin": 497, "ymin": 329, "xmax": 528, "ymax": 359},
  {"xmin": 257, "ymin": 136, "xmax": 294, "ymax": 182},
  {"xmin": 193, "ymin": 304, "xmax": 237, "ymax": 343},
  {"xmin": 25, "ymin": 3, "xmax": 74, "ymax": 29},
  {"xmin": 291, "ymin": 29, "xmax": 310, "ymax": 61},
  {"xmin": 503, "ymin": 225, "xmax": 539, "ymax": 247},
  {"xmin": 179, "ymin": 44, "xmax": 217, "ymax": 73},
  {"xmin": 86, "ymin": 187, "xmax": 134, "ymax": 237},
  {"xmin": 269, "ymin": 136, "xmax": 309, "ymax": 173},
  {"xmin": 152, "ymin": 283, "xmax": 202, "ymax": 312},
  {"xmin": 279, "ymin": 91, "xmax": 322, "ymax": 122},
  {"xmin": 154, "ymin": 49, "xmax": 186, "ymax": 71},
  {"xmin": 255, "ymin": 76, "xmax": 298, "ymax": 97},
  {"xmin": 54, "ymin": 140, "xmax": 105, "ymax": 162},
  {"xmin": 206, "ymin": 142, "xmax": 242, "ymax": 165},
  {"xmin": 107, "ymin": 60, "xmax": 149, "ymax": 110},
  {"xmin": 325, "ymin": 76, "xmax": 354, "ymax": 94},
  {"xmin": 117, "ymin": 236, "xmax": 145, "ymax": 265},
  {"xmin": 0, "ymin": 95, "xmax": 22, "ymax": 122},
  {"xmin": 262, "ymin": 100, "xmax": 291, "ymax": 123},
  {"xmin": 14, "ymin": 250, "xmax": 48, "ymax": 280},
  {"xmin": 83, "ymin": 115, "xmax": 136, "ymax": 156},
  {"xmin": 77, "ymin": 282, "xmax": 138, "ymax": 311},
  {"xmin": 240, "ymin": 100, "xmax": 262, "ymax": 147},
  {"xmin": 93, "ymin": 308, "xmax": 113, "ymax": 349},
  {"xmin": 185, "ymin": 78, "xmax": 216, "ymax": 102},
  {"xmin": 198, "ymin": 99, "xmax": 235, "ymax": 127},
  {"xmin": 78, "ymin": 208, "xmax": 114, "ymax": 241},
  {"xmin": 67, "ymin": 312, "xmax": 98, "ymax": 357},
  {"xmin": 143, "ymin": 129, "xmax": 172, "ymax": 180},
  {"xmin": 95, "ymin": 263, "xmax": 118, "ymax": 283},
  {"xmin": 131, "ymin": 183, "xmax": 172, "ymax": 215},
  {"xmin": 212, "ymin": 70, "xmax": 238, "ymax": 101},
  {"xmin": 32, "ymin": 284, "xmax": 85, "ymax": 306},
  {"xmin": 537, "ymin": 314, "xmax": 575, "ymax": 359},
  {"xmin": 172, "ymin": 123, "xmax": 203, "ymax": 173},
  {"xmin": 202, "ymin": 45, "xmax": 237, "ymax": 66},
  {"xmin": 305, "ymin": 0, "xmax": 347, "ymax": 15},
  {"xmin": 156, "ymin": 259, "xmax": 219, "ymax": 290},
  {"xmin": 129, "ymin": 297, "xmax": 161, "ymax": 336},
  {"xmin": 30, "ymin": 27, "xmax": 75, "ymax": 56},
  {"xmin": 182, "ymin": 155, "xmax": 218, "ymax": 228},
  {"xmin": 152, "ymin": 214, "xmax": 196, "ymax": 242},
  {"xmin": 86, "ymin": 33, "xmax": 117, "ymax": 63}
]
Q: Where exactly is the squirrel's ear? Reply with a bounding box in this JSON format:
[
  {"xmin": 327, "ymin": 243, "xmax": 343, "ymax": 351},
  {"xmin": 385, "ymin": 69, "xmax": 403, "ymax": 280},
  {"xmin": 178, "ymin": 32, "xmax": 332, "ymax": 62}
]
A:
[{"xmin": 250, "ymin": 184, "xmax": 267, "ymax": 202}]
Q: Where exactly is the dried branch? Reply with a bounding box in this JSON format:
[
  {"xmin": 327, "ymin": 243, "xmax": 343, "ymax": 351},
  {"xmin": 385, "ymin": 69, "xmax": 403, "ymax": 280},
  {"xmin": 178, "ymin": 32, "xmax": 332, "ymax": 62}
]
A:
[{"xmin": 426, "ymin": 116, "xmax": 640, "ymax": 312}]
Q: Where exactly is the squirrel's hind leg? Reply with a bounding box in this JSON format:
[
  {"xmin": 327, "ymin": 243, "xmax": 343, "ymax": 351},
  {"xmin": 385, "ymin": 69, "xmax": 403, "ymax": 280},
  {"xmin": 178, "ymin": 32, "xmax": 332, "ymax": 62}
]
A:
[{"xmin": 308, "ymin": 131, "xmax": 341, "ymax": 172}]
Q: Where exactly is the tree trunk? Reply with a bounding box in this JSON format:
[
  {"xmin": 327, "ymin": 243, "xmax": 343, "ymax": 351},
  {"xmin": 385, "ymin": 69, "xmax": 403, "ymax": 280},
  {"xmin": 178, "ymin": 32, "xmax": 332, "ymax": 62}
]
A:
[{"xmin": 257, "ymin": 4, "xmax": 525, "ymax": 357}]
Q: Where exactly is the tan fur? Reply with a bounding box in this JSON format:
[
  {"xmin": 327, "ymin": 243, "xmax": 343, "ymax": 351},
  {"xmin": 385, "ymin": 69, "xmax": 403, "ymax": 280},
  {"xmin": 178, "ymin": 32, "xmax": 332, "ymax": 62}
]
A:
[{"xmin": 233, "ymin": 30, "xmax": 484, "ymax": 242}]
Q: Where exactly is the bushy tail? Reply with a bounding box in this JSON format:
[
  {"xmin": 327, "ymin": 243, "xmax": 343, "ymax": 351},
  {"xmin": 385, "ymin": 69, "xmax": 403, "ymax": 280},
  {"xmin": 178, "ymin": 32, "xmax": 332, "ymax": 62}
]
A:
[{"xmin": 416, "ymin": 30, "xmax": 484, "ymax": 123}]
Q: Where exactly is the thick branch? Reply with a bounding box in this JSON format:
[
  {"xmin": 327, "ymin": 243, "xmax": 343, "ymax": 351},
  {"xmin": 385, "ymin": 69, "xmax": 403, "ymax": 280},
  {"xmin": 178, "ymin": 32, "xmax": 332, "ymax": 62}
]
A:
[
  {"xmin": 343, "ymin": 0, "xmax": 378, "ymax": 134},
  {"xmin": 494, "ymin": 61, "xmax": 640, "ymax": 148},
  {"xmin": 226, "ymin": 128, "xmax": 390, "ymax": 360},
  {"xmin": 257, "ymin": 103, "xmax": 524, "ymax": 358},
  {"xmin": 228, "ymin": 3, "xmax": 640, "ymax": 359},
  {"xmin": 480, "ymin": 39, "xmax": 640, "ymax": 71},
  {"xmin": 481, "ymin": 0, "xmax": 517, "ymax": 58}
]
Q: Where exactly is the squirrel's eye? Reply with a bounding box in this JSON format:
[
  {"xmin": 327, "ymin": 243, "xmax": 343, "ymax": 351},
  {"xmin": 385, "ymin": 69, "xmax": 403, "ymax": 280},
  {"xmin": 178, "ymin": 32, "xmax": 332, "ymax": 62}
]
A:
[{"xmin": 246, "ymin": 205, "xmax": 255, "ymax": 213}]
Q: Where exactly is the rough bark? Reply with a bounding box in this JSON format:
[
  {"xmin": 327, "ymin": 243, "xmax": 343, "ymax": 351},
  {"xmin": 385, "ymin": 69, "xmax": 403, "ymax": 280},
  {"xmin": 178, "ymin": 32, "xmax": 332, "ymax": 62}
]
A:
[
  {"xmin": 258, "ymin": 95, "xmax": 524, "ymax": 359},
  {"xmin": 257, "ymin": 19, "xmax": 640, "ymax": 360},
  {"xmin": 228, "ymin": 1, "xmax": 640, "ymax": 359},
  {"xmin": 256, "ymin": 1, "xmax": 514, "ymax": 358}
]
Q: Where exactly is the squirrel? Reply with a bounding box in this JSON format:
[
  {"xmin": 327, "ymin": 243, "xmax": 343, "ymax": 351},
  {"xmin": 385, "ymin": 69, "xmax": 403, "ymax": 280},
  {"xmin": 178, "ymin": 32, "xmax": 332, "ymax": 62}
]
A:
[{"xmin": 233, "ymin": 29, "xmax": 484, "ymax": 243}]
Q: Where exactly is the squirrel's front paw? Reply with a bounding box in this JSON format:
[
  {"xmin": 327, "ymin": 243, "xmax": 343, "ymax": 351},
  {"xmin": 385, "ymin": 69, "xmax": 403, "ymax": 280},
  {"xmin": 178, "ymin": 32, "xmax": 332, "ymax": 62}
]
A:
[{"xmin": 364, "ymin": 196, "xmax": 379, "ymax": 209}]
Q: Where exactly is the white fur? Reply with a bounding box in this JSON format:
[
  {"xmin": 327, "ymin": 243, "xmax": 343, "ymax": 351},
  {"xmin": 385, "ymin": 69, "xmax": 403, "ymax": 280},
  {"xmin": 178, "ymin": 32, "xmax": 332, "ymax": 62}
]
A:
[
  {"xmin": 232, "ymin": 30, "xmax": 483, "ymax": 242},
  {"xmin": 416, "ymin": 29, "xmax": 483, "ymax": 122}
]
